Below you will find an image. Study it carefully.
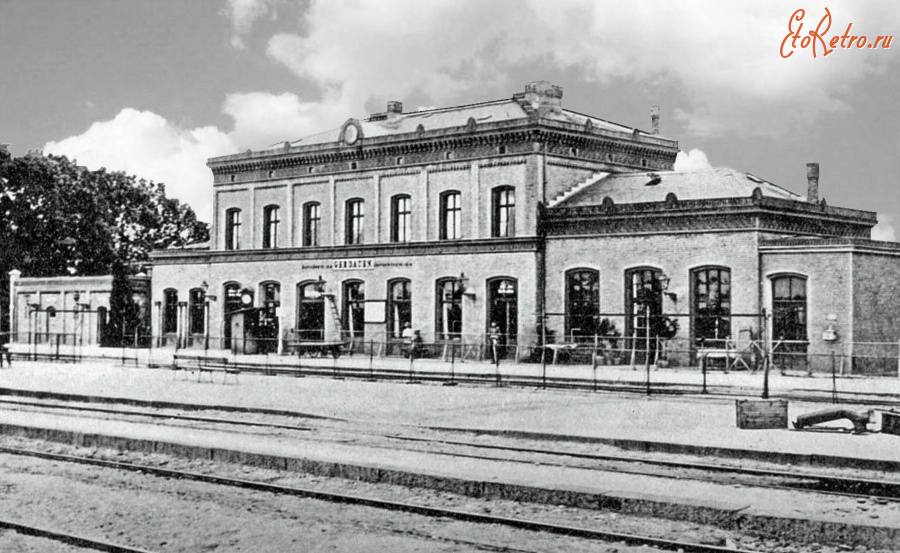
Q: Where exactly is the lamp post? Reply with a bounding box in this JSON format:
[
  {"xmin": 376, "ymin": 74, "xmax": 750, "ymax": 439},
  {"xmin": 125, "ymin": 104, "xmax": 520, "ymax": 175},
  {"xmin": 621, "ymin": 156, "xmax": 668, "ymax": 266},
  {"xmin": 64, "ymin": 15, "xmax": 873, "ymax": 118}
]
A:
[
  {"xmin": 635, "ymin": 287, "xmax": 654, "ymax": 396},
  {"xmin": 26, "ymin": 295, "xmax": 40, "ymax": 361}
]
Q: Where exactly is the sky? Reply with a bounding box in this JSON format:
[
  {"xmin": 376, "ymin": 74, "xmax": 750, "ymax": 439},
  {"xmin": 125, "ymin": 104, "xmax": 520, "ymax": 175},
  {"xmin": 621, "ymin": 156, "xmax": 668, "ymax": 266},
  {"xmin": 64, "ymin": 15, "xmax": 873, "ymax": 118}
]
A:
[{"xmin": 1, "ymin": 1, "xmax": 898, "ymax": 239}]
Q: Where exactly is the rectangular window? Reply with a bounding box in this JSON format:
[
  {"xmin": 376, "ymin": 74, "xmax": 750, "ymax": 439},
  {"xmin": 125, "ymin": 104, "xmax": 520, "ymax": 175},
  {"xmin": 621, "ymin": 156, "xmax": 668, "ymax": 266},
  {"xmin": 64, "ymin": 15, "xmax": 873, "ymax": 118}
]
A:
[
  {"xmin": 225, "ymin": 209, "xmax": 241, "ymax": 250},
  {"xmin": 391, "ymin": 195, "xmax": 411, "ymax": 242},
  {"xmin": 303, "ymin": 203, "xmax": 320, "ymax": 247},
  {"xmin": 440, "ymin": 192, "xmax": 461, "ymax": 240},
  {"xmin": 346, "ymin": 199, "xmax": 365, "ymax": 244}
]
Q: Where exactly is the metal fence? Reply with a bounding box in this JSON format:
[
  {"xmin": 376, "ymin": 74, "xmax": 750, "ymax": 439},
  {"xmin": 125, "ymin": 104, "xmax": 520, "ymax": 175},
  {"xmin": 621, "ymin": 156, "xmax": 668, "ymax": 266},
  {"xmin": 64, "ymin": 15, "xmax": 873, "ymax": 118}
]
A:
[{"xmin": 8, "ymin": 327, "xmax": 900, "ymax": 379}]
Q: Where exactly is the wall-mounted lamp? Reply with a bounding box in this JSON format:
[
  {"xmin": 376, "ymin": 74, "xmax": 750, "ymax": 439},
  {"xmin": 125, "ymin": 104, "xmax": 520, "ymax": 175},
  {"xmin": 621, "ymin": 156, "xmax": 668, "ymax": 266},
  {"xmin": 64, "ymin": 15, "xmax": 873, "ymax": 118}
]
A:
[
  {"xmin": 457, "ymin": 272, "xmax": 476, "ymax": 300},
  {"xmin": 659, "ymin": 272, "xmax": 677, "ymax": 302}
]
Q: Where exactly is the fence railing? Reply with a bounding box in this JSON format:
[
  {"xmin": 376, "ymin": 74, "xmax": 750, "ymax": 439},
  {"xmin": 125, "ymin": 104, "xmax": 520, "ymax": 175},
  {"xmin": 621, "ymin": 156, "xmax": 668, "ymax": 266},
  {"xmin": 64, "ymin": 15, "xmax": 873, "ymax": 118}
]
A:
[{"xmin": 8, "ymin": 329, "xmax": 900, "ymax": 378}]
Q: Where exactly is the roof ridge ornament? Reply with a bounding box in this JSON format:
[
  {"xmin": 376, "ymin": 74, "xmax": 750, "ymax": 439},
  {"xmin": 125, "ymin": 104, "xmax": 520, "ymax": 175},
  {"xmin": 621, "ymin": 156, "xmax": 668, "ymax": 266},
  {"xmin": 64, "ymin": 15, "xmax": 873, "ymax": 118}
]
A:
[{"xmin": 340, "ymin": 119, "xmax": 363, "ymax": 146}]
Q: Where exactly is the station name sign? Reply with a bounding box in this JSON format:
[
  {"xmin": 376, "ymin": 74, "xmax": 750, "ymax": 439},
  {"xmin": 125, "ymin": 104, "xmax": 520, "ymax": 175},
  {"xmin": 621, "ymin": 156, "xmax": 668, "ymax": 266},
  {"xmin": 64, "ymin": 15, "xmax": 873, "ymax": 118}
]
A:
[
  {"xmin": 300, "ymin": 258, "xmax": 413, "ymax": 270},
  {"xmin": 333, "ymin": 258, "xmax": 374, "ymax": 270}
]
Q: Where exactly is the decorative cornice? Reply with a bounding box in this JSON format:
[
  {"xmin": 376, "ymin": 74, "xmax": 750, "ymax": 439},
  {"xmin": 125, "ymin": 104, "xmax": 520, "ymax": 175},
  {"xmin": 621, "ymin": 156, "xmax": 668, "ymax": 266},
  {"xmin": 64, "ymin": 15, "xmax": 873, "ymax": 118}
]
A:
[
  {"xmin": 151, "ymin": 237, "xmax": 540, "ymax": 265},
  {"xmin": 544, "ymin": 196, "xmax": 874, "ymax": 238},
  {"xmin": 208, "ymin": 118, "xmax": 679, "ymax": 179}
]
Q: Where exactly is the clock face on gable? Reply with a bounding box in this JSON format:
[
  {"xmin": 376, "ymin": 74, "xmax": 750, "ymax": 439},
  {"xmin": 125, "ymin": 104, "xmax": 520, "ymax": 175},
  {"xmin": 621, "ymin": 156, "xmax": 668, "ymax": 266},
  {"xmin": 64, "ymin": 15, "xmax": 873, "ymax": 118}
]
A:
[{"xmin": 343, "ymin": 124, "xmax": 359, "ymax": 145}]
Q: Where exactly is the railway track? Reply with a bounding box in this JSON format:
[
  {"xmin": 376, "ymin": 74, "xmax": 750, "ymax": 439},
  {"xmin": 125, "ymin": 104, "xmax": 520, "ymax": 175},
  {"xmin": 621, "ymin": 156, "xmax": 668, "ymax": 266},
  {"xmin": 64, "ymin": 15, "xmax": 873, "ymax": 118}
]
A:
[
  {"xmin": 0, "ymin": 517, "xmax": 157, "ymax": 553},
  {"xmin": 2, "ymin": 395, "xmax": 900, "ymax": 504},
  {"xmin": 0, "ymin": 444, "xmax": 757, "ymax": 553}
]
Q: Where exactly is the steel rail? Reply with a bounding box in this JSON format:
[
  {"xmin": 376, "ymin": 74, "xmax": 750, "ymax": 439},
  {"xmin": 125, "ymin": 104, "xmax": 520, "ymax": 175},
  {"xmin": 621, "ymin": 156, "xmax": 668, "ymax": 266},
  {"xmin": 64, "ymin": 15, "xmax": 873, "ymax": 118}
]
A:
[
  {"xmin": 0, "ymin": 398, "xmax": 314, "ymax": 432},
  {"xmin": 0, "ymin": 445, "xmax": 755, "ymax": 553},
  {"xmin": 387, "ymin": 435, "xmax": 900, "ymax": 500},
  {"xmin": 0, "ymin": 517, "xmax": 158, "ymax": 553},
  {"xmin": 3, "ymin": 395, "xmax": 900, "ymax": 501}
]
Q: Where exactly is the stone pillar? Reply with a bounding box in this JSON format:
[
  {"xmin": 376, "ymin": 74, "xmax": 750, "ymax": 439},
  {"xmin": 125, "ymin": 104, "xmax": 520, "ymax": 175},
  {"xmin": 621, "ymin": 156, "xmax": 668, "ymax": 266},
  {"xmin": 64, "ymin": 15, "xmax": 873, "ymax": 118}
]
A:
[
  {"xmin": 651, "ymin": 105, "xmax": 660, "ymax": 135},
  {"xmin": 8, "ymin": 269, "xmax": 20, "ymax": 341}
]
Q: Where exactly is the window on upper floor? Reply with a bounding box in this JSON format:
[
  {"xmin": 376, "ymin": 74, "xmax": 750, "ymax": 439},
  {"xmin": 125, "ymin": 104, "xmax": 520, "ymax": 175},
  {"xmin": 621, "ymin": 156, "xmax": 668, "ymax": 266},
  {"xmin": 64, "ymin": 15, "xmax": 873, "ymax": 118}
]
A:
[
  {"xmin": 302, "ymin": 202, "xmax": 320, "ymax": 247},
  {"xmin": 346, "ymin": 199, "xmax": 365, "ymax": 245},
  {"xmin": 391, "ymin": 194, "xmax": 411, "ymax": 243},
  {"xmin": 491, "ymin": 186, "xmax": 515, "ymax": 237},
  {"xmin": 440, "ymin": 191, "xmax": 461, "ymax": 240},
  {"xmin": 262, "ymin": 205, "xmax": 280, "ymax": 249},
  {"xmin": 225, "ymin": 208, "xmax": 241, "ymax": 251}
]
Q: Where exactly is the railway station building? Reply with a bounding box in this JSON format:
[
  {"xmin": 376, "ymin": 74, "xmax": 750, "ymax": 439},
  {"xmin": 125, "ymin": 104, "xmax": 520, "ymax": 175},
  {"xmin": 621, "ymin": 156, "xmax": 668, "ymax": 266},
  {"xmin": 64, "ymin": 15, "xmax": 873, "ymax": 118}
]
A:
[{"xmin": 148, "ymin": 81, "xmax": 900, "ymax": 374}]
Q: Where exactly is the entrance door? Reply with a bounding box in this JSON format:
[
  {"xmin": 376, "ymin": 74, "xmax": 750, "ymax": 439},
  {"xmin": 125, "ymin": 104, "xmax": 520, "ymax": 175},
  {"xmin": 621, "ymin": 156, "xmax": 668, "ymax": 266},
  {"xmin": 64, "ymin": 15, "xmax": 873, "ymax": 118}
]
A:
[
  {"xmin": 488, "ymin": 278, "xmax": 517, "ymax": 355},
  {"xmin": 297, "ymin": 282, "xmax": 325, "ymax": 341},
  {"xmin": 222, "ymin": 283, "xmax": 241, "ymax": 349},
  {"xmin": 772, "ymin": 275, "xmax": 807, "ymax": 371},
  {"xmin": 627, "ymin": 268, "xmax": 663, "ymax": 362}
]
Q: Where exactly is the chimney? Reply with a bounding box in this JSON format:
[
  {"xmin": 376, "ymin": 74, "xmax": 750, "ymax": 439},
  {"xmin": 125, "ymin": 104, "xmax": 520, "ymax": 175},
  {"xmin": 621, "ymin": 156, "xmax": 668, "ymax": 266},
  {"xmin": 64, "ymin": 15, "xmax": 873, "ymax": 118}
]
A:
[
  {"xmin": 650, "ymin": 105, "xmax": 660, "ymax": 135},
  {"xmin": 386, "ymin": 101, "xmax": 403, "ymax": 114},
  {"xmin": 806, "ymin": 162, "xmax": 819, "ymax": 203},
  {"xmin": 521, "ymin": 81, "xmax": 563, "ymax": 116}
]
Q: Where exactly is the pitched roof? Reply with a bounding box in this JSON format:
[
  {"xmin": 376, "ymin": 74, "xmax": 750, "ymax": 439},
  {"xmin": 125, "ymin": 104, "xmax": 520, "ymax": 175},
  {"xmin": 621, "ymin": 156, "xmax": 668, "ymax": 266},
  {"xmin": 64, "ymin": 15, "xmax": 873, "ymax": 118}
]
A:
[
  {"xmin": 267, "ymin": 99, "xmax": 652, "ymax": 149},
  {"xmin": 557, "ymin": 167, "xmax": 806, "ymax": 206}
]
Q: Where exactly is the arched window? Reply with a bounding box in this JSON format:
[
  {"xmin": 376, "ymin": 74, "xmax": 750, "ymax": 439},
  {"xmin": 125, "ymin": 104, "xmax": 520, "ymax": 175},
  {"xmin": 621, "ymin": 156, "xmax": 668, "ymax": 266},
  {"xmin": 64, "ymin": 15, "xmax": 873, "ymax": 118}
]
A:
[
  {"xmin": 387, "ymin": 279, "xmax": 412, "ymax": 339},
  {"xmin": 391, "ymin": 194, "xmax": 411, "ymax": 243},
  {"xmin": 297, "ymin": 280, "xmax": 326, "ymax": 341},
  {"xmin": 346, "ymin": 198, "xmax": 365, "ymax": 244},
  {"xmin": 771, "ymin": 274, "xmax": 808, "ymax": 371},
  {"xmin": 436, "ymin": 278, "xmax": 463, "ymax": 340},
  {"xmin": 303, "ymin": 202, "xmax": 321, "ymax": 247},
  {"xmin": 625, "ymin": 267, "xmax": 663, "ymax": 358},
  {"xmin": 491, "ymin": 186, "xmax": 515, "ymax": 237},
  {"xmin": 565, "ymin": 269, "xmax": 600, "ymax": 342},
  {"xmin": 225, "ymin": 208, "xmax": 241, "ymax": 250},
  {"xmin": 188, "ymin": 287, "xmax": 205, "ymax": 336},
  {"xmin": 692, "ymin": 266, "xmax": 731, "ymax": 348},
  {"xmin": 342, "ymin": 280, "xmax": 365, "ymax": 341},
  {"xmin": 162, "ymin": 289, "xmax": 178, "ymax": 334},
  {"xmin": 258, "ymin": 281, "xmax": 280, "ymax": 353},
  {"xmin": 440, "ymin": 191, "xmax": 461, "ymax": 240},
  {"xmin": 262, "ymin": 205, "xmax": 279, "ymax": 249}
]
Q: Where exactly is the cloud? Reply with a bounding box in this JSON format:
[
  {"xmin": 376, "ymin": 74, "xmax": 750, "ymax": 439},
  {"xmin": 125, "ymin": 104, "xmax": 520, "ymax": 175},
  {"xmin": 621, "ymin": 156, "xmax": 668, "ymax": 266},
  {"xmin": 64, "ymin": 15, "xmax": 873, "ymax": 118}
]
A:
[
  {"xmin": 222, "ymin": 0, "xmax": 281, "ymax": 50},
  {"xmin": 223, "ymin": 91, "xmax": 347, "ymax": 150},
  {"xmin": 673, "ymin": 149, "xmax": 712, "ymax": 171},
  {"xmin": 258, "ymin": 1, "xmax": 899, "ymax": 139},
  {"xmin": 872, "ymin": 214, "xmax": 897, "ymax": 242},
  {"xmin": 42, "ymin": 90, "xmax": 345, "ymax": 221},
  {"xmin": 44, "ymin": 109, "xmax": 236, "ymax": 221}
]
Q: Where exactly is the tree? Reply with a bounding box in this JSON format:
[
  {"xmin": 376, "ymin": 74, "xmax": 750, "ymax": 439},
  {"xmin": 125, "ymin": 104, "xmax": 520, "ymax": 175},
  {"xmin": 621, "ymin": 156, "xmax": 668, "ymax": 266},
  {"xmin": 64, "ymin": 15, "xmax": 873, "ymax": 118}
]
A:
[{"xmin": 0, "ymin": 149, "xmax": 209, "ymax": 339}]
